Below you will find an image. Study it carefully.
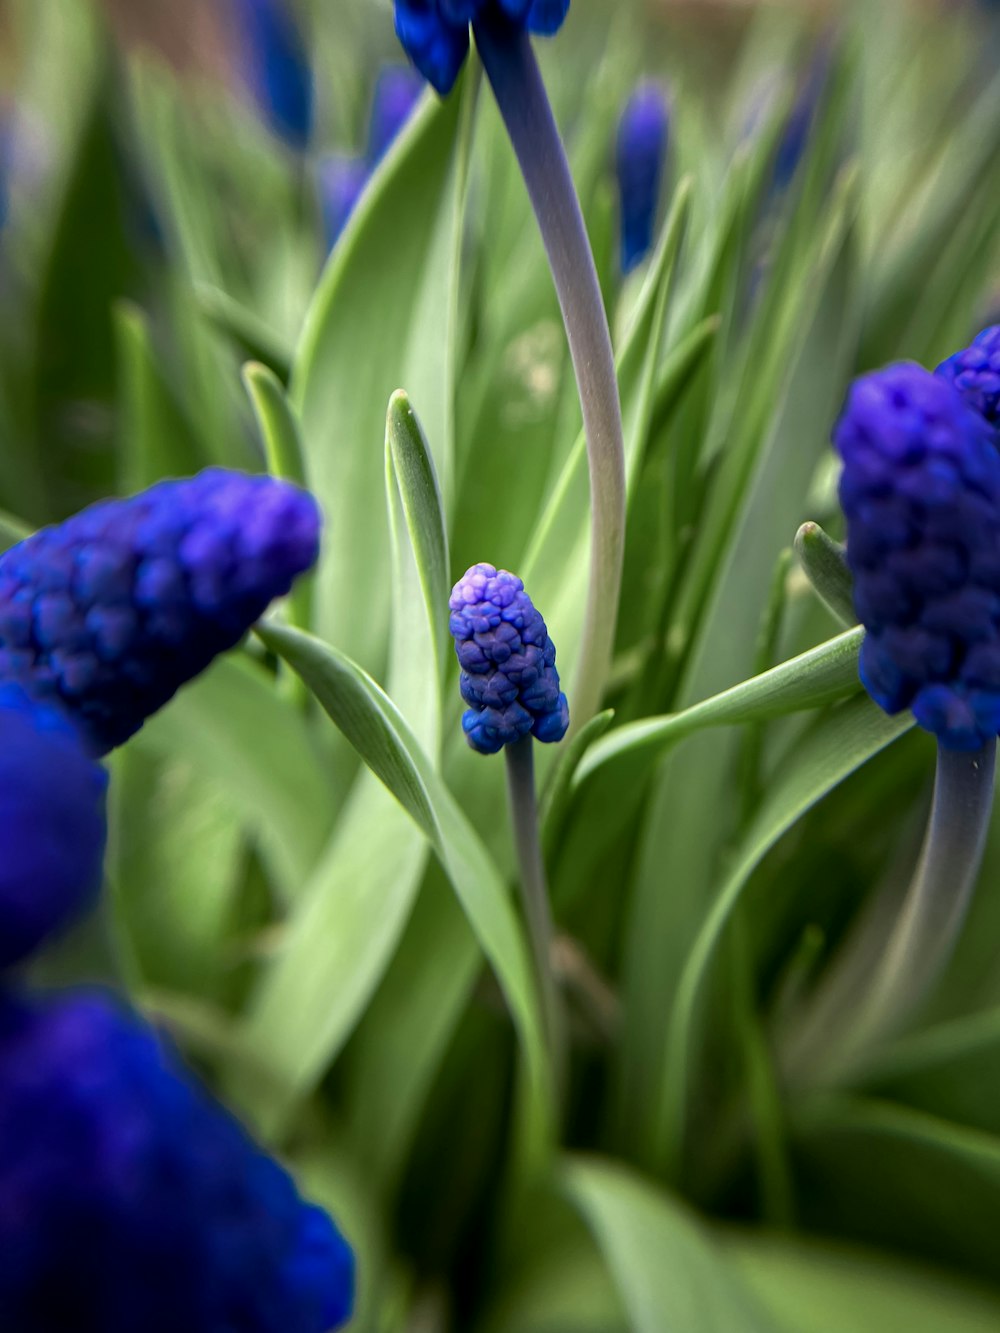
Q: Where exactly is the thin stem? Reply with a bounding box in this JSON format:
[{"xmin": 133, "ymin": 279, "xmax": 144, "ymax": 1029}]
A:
[
  {"xmin": 505, "ymin": 736, "xmax": 565, "ymax": 1089},
  {"xmin": 786, "ymin": 740, "xmax": 996, "ymax": 1086},
  {"xmin": 474, "ymin": 14, "xmax": 626, "ymax": 731}
]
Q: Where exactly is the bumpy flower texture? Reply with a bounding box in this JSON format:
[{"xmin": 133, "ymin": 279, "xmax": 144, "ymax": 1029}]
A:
[
  {"xmin": 0, "ymin": 468, "xmax": 320, "ymax": 755},
  {"xmin": 0, "ymin": 684, "xmax": 107, "ymax": 968},
  {"xmin": 449, "ymin": 563, "xmax": 568, "ymax": 754},
  {"xmin": 0, "ymin": 987, "xmax": 353, "ymax": 1332},
  {"xmin": 394, "ymin": 0, "xmax": 571, "ymax": 96},
  {"xmin": 835, "ymin": 360, "xmax": 1000, "ymax": 750},
  {"xmin": 616, "ymin": 84, "xmax": 670, "ymax": 274},
  {"xmin": 936, "ymin": 324, "xmax": 1000, "ymax": 427}
]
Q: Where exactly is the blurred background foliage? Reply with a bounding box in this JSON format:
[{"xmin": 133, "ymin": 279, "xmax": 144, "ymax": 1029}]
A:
[{"xmin": 5, "ymin": 0, "xmax": 1000, "ymax": 1328}]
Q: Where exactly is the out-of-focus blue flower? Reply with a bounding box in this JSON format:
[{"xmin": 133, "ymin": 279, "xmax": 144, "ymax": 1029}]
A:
[
  {"xmin": 0, "ymin": 468, "xmax": 321, "ymax": 755},
  {"xmin": 0, "ymin": 985, "xmax": 354, "ymax": 1331},
  {"xmin": 319, "ymin": 66, "xmax": 424, "ymax": 252},
  {"xmin": 0, "ymin": 684, "xmax": 107, "ymax": 969},
  {"xmin": 449, "ymin": 563, "xmax": 568, "ymax": 754},
  {"xmin": 835, "ymin": 361, "xmax": 1000, "ymax": 750},
  {"xmin": 234, "ymin": 0, "xmax": 314, "ymax": 149},
  {"xmin": 936, "ymin": 325, "xmax": 1000, "ymax": 426},
  {"xmin": 318, "ymin": 154, "xmax": 369, "ymax": 251},
  {"xmin": 367, "ymin": 65, "xmax": 424, "ymax": 165},
  {"xmin": 394, "ymin": 0, "xmax": 571, "ymax": 97},
  {"xmin": 616, "ymin": 83, "xmax": 670, "ymax": 275}
]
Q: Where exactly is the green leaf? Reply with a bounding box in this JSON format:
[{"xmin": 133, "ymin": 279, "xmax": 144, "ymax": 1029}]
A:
[
  {"xmin": 724, "ymin": 1231, "xmax": 1000, "ymax": 1333},
  {"xmin": 134, "ymin": 654, "xmax": 337, "ymax": 894},
  {"xmin": 794, "ymin": 522, "xmax": 854, "ymax": 627},
  {"xmin": 0, "ymin": 510, "xmax": 31, "ymax": 554},
  {"xmin": 292, "ymin": 74, "xmax": 473, "ymax": 670},
  {"xmin": 562, "ymin": 1156, "xmax": 772, "ymax": 1332},
  {"xmin": 255, "ymin": 621, "xmax": 556, "ymax": 1150},
  {"xmin": 653, "ymin": 697, "xmax": 914, "ymax": 1176},
  {"xmin": 196, "ymin": 283, "xmax": 293, "ymax": 383}
]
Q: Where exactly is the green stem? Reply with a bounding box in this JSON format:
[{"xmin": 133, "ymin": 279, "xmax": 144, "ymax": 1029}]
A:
[
  {"xmin": 473, "ymin": 14, "xmax": 626, "ymax": 731},
  {"xmin": 505, "ymin": 736, "xmax": 565, "ymax": 1092}
]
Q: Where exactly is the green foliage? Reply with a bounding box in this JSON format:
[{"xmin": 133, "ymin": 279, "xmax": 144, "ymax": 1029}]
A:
[{"xmin": 7, "ymin": 0, "xmax": 1000, "ymax": 1326}]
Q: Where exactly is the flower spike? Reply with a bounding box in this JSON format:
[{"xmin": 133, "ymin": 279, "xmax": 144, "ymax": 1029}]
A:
[
  {"xmin": 0, "ymin": 684, "xmax": 107, "ymax": 968},
  {"xmin": 0, "ymin": 986, "xmax": 353, "ymax": 1330},
  {"xmin": 0, "ymin": 468, "xmax": 321, "ymax": 755},
  {"xmin": 936, "ymin": 323, "xmax": 1000, "ymax": 426},
  {"xmin": 835, "ymin": 361, "xmax": 1000, "ymax": 750},
  {"xmin": 449, "ymin": 563, "xmax": 568, "ymax": 755},
  {"xmin": 393, "ymin": 0, "xmax": 570, "ymax": 96},
  {"xmin": 616, "ymin": 83, "xmax": 670, "ymax": 274}
]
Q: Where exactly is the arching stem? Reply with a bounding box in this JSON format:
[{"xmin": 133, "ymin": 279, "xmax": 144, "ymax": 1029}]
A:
[{"xmin": 473, "ymin": 13, "xmax": 626, "ymax": 731}]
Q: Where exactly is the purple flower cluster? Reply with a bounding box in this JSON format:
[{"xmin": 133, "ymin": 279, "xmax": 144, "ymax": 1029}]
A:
[
  {"xmin": 0, "ymin": 987, "xmax": 353, "ymax": 1332},
  {"xmin": 449, "ymin": 563, "xmax": 568, "ymax": 754},
  {"xmin": 616, "ymin": 84, "xmax": 670, "ymax": 274},
  {"xmin": 394, "ymin": 0, "xmax": 570, "ymax": 96},
  {"xmin": 0, "ymin": 468, "xmax": 320, "ymax": 754},
  {"xmin": 936, "ymin": 324, "xmax": 1000, "ymax": 427},
  {"xmin": 835, "ymin": 358, "xmax": 1000, "ymax": 749}
]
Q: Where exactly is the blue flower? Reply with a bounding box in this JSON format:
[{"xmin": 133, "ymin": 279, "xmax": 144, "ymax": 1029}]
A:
[
  {"xmin": 616, "ymin": 83, "xmax": 670, "ymax": 274},
  {"xmin": 0, "ymin": 986, "xmax": 354, "ymax": 1331},
  {"xmin": 367, "ymin": 65, "xmax": 424, "ymax": 165},
  {"xmin": 936, "ymin": 324, "xmax": 1000, "ymax": 426},
  {"xmin": 0, "ymin": 684, "xmax": 107, "ymax": 969},
  {"xmin": 0, "ymin": 469, "xmax": 321, "ymax": 755},
  {"xmin": 394, "ymin": 0, "xmax": 571, "ymax": 96},
  {"xmin": 835, "ymin": 361, "xmax": 1000, "ymax": 750},
  {"xmin": 234, "ymin": 0, "xmax": 314, "ymax": 149},
  {"xmin": 449, "ymin": 563, "xmax": 568, "ymax": 754}
]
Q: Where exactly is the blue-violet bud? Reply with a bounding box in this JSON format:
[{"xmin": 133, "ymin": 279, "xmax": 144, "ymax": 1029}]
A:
[
  {"xmin": 0, "ymin": 684, "xmax": 107, "ymax": 969},
  {"xmin": 234, "ymin": 0, "xmax": 314, "ymax": 149},
  {"xmin": 394, "ymin": 0, "xmax": 571, "ymax": 97},
  {"xmin": 0, "ymin": 468, "xmax": 321, "ymax": 754},
  {"xmin": 449, "ymin": 563, "xmax": 569, "ymax": 754},
  {"xmin": 367, "ymin": 65, "xmax": 424, "ymax": 164},
  {"xmin": 835, "ymin": 361, "xmax": 1000, "ymax": 750},
  {"xmin": 0, "ymin": 986, "xmax": 354, "ymax": 1331},
  {"xmin": 319, "ymin": 154, "xmax": 369, "ymax": 251},
  {"xmin": 936, "ymin": 324, "xmax": 1000, "ymax": 426},
  {"xmin": 616, "ymin": 83, "xmax": 670, "ymax": 275}
]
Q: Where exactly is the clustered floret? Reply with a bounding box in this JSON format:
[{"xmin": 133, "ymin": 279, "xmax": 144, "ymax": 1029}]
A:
[
  {"xmin": 449, "ymin": 562, "xmax": 568, "ymax": 754},
  {"xmin": 394, "ymin": 0, "xmax": 570, "ymax": 96},
  {"xmin": 0, "ymin": 467, "xmax": 320, "ymax": 754},
  {"xmin": 0, "ymin": 987, "xmax": 354, "ymax": 1333},
  {"xmin": 936, "ymin": 324, "xmax": 1000, "ymax": 426},
  {"xmin": 835, "ymin": 358, "xmax": 1000, "ymax": 749}
]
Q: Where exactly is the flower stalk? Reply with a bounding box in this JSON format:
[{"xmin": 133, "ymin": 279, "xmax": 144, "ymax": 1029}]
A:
[{"xmin": 472, "ymin": 12, "xmax": 626, "ymax": 730}]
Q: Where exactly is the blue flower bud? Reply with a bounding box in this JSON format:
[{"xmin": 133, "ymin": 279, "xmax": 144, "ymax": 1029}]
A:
[
  {"xmin": 394, "ymin": 0, "xmax": 570, "ymax": 96},
  {"xmin": 234, "ymin": 0, "xmax": 314, "ymax": 149},
  {"xmin": 367, "ymin": 66, "xmax": 424, "ymax": 164},
  {"xmin": 0, "ymin": 986, "xmax": 354, "ymax": 1331},
  {"xmin": 449, "ymin": 563, "xmax": 568, "ymax": 754},
  {"xmin": 616, "ymin": 83, "xmax": 670, "ymax": 274},
  {"xmin": 0, "ymin": 684, "xmax": 107, "ymax": 968},
  {"xmin": 0, "ymin": 469, "xmax": 321, "ymax": 755},
  {"xmin": 319, "ymin": 154, "xmax": 369, "ymax": 251},
  {"xmin": 835, "ymin": 361, "xmax": 1000, "ymax": 750},
  {"xmin": 936, "ymin": 325, "xmax": 1000, "ymax": 426}
]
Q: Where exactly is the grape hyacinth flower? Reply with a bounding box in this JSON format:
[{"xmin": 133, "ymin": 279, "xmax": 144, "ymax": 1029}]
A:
[
  {"xmin": 233, "ymin": 0, "xmax": 314, "ymax": 150},
  {"xmin": 449, "ymin": 562, "xmax": 568, "ymax": 755},
  {"xmin": 804, "ymin": 358, "xmax": 1000, "ymax": 1072},
  {"xmin": 616, "ymin": 84, "xmax": 670, "ymax": 274},
  {"xmin": 0, "ymin": 685, "xmax": 107, "ymax": 969},
  {"xmin": 936, "ymin": 324, "xmax": 1000, "ymax": 426},
  {"xmin": 395, "ymin": 0, "xmax": 626, "ymax": 733},
  {"xmin": 0, "ymin": 468, "xmax": 321, "ymax": 755},
  {"xmin": 450, "ymin": 563, "xmax": 567, "ymax": 1080},
  {"xmin": 319, "ymin": 66, "xmax": 423, "ymax": 251},
  {"xmin": 0, "ymin": 986, "xmax": 353, "ymax": 1331}
]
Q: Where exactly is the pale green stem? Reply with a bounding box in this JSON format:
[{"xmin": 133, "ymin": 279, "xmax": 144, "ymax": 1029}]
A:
[
  {"xmin": 786, "ymin": 740, "xmax": 996, "ymax": 1086},
  {"xmin": 505, "ymin": 735, "xmax": 565, "ymax": 1091},
  {"xmin": 473, "ymin": 13, "xmax": 626, "ymax": 731}
]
